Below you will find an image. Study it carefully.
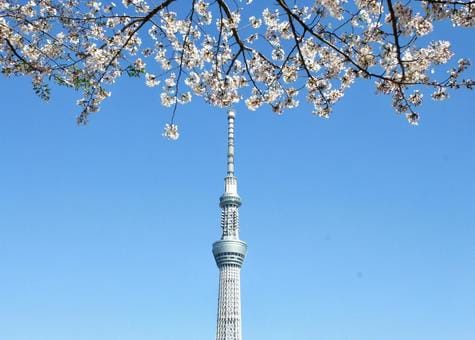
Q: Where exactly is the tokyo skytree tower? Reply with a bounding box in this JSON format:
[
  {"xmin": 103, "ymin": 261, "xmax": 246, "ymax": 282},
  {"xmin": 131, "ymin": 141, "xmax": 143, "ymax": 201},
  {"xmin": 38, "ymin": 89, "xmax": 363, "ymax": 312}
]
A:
[{"xmin": 212, "ymin": 109, "xmax": 247, "ymax": 340}]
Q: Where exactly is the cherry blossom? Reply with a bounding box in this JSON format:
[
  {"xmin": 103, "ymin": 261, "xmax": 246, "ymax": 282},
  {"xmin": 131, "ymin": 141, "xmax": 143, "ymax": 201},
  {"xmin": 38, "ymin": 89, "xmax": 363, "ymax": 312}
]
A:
[
  {"xmin": 0, "ymin": 0, "xmax": 473, "ymax": 139},
  {"xmin": 163, "ymin": 123, "xmax": 179, "ymax": 140}
]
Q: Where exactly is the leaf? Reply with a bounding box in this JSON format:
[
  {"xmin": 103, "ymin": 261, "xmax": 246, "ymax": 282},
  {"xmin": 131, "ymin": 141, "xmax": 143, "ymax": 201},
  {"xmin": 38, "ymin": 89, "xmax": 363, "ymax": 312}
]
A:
[
  {"xmin": 125, "ymin": 65, "xmax": 144, "ymax": 77},
  {"xmin": 33, "ymin": 82, "xmax": 51, "ymax": 101}
]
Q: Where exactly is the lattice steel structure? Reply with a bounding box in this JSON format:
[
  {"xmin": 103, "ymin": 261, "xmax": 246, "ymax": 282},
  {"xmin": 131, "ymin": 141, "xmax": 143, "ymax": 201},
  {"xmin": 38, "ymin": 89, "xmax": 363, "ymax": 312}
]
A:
[{"xmin": 212, "ymin": 109, "xmax": 247, "ymax": 340}]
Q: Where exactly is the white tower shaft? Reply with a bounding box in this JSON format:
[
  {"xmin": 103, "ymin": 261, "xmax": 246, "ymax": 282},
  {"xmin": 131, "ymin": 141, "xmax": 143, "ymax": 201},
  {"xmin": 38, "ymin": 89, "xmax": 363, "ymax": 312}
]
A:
[{"xmin": 213, "ymin": 109, "xmax": 247, "ymax": 340}]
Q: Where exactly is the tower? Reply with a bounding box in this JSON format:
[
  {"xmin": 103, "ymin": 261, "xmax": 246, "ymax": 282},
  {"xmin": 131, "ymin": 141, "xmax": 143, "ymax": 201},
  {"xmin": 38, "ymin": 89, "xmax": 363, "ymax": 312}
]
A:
[{"xmin": 212, "ymin": 109, "xmax": 247, "ymax": 340}]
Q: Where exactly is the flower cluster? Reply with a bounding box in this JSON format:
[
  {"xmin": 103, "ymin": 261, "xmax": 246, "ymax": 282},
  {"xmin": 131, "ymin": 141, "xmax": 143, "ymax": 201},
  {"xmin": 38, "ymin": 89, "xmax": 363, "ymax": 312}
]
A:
[{"xmin": 162, "ymin": 123, "xmax": 179, "ymax": 140}]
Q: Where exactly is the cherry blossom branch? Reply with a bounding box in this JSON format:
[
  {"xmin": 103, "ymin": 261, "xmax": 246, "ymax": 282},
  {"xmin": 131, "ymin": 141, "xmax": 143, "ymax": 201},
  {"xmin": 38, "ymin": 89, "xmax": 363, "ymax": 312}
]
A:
[
  {"xmin": 171, "ymin": 0, "xmax": 196, "ymax": 123},
  {"xmin": 386, "ymin": 0, "xmax": 406, "ymax": 79},
  {"xmin": 77, "ymin": 0, "xmax": 176, "ymax": 123},
  {"xmin": 4, "ymin": 38, "xmax": 43, "ymax": 72}
]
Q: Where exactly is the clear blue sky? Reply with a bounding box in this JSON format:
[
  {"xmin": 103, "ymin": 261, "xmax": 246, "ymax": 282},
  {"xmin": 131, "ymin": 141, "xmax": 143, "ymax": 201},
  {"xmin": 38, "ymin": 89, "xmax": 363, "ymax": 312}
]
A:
[{"xmin": 1, "ymin": 19, "xmax": 474, "ymax": 340}]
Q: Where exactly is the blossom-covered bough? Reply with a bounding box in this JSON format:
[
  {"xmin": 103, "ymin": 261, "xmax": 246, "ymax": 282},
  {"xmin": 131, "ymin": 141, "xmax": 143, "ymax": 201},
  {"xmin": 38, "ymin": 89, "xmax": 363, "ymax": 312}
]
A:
[{"xmin": 0, "ymin": 0, "xmax": 473, "ymax": 139}]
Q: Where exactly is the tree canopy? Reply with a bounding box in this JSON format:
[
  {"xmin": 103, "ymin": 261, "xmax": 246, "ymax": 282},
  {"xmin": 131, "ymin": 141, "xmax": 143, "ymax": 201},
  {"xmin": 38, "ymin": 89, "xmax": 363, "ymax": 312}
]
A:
[{"xmin": 0, "ymin": 0, "xmax": 473, "ymax": 139}]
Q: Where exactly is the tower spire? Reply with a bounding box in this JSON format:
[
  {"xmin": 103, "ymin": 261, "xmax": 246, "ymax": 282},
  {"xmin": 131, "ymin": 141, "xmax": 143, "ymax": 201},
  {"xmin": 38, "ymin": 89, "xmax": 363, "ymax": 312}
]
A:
[
  {"xmin": 213, "ymin": 109, "xmax": 247, "ymax": 340},
  {"xmin": 227, "ymin": 109, "xmax": 235, "ymax": 176},
  {"xmin": 223, "ymin": 109, "xmax": 238, "ymax": 197}
]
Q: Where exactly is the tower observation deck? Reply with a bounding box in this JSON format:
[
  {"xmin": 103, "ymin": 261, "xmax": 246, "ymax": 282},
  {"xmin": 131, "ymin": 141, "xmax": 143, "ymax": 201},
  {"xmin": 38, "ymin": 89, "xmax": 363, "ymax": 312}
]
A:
[{"xmin": 212, "ymin": 109, "xmax": 247, "ymax": 340}]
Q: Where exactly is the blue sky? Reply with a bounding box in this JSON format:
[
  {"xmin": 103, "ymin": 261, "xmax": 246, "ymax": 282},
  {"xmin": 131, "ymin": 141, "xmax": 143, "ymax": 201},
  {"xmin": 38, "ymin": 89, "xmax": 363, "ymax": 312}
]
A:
[{"xmin": 1, "ymin": 13, "xmax": 475, "ymax": 340}]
